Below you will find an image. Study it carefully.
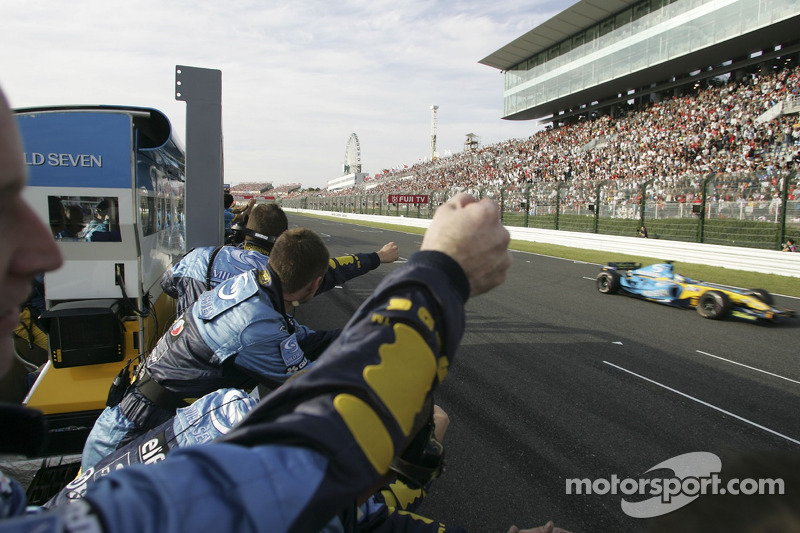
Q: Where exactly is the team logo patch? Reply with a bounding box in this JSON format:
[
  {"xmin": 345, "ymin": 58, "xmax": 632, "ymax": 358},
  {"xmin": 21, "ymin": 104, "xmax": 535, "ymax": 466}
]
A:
[
  {"xmin": 281, "ymin": 333, "xmax": 307, "ymax": 372},
  {"xmin": 218, "ymin": 274, "xmax": 248, "ymax": 300},
  {"xmin": 210, "ymin": 390, "xmax": 257, "ymax": 434},
  {"xmin": 170, "ymin": 319, "xmax": 185, "ymax": 336},
  {"xmin": 257, "ymin": 269, "xmax": 272, "ymax": 286},
  {"xmin": 138, "ymin": 432, "xmax": 169, "ymax": 464}
]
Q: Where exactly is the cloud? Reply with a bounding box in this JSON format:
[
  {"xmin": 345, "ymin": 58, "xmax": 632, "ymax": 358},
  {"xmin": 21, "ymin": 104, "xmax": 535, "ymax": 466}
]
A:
[{"xmin": 0, "ymin": 0, "xmax": 576, "ymax": 188}]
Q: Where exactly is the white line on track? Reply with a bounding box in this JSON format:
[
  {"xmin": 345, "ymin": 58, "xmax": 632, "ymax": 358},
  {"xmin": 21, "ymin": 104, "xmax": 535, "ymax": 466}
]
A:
[
  {"xmin": 603, "ymin": 360, "xmax": 800, "ymax": 445},
  {"xmin": 695, "ymin": 350, "xmax": 800, "ymax": 385}
]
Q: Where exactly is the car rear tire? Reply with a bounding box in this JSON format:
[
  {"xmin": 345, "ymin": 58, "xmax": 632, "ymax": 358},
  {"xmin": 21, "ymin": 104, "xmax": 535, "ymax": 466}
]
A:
[
  {"xmin": 696, "ymin": 290, "xmax": 731, "ymax": 319},
  {"xmin": 596, "ymin": 271, "xmax": 620, "ymax": 294},
  {"xmin": 743, "ymin": 288, "xmax": 773, "ymax": 305}
]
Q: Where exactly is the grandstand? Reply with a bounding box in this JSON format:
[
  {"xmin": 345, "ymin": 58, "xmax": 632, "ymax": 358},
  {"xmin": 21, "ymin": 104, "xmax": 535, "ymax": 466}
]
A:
[
  {"xmin": 228, "ymin": 182, "xmax": 272, "ymax": 194},
  {"xmin": 229, "ymin": 182, "xmax": 302, "ymax": 202},
  {"xmin": 283, "ymin": 0, "xmax": 800, "ymax": 249},
  {"xmin": 479, "ymin": 0, "xmax": 800, "ymax": 124}
]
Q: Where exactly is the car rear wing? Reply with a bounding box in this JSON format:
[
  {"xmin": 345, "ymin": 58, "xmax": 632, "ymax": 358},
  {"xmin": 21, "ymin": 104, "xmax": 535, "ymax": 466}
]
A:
[{"xmin": 605, "ymin": 262, "xmax": 642, "ymax": 270}]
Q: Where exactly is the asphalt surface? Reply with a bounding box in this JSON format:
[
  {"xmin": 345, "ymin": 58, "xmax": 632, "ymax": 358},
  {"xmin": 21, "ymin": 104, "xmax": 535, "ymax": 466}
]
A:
[{"xmin": 291, "ymin": 213, "xmax": 800, "ymax": 533}]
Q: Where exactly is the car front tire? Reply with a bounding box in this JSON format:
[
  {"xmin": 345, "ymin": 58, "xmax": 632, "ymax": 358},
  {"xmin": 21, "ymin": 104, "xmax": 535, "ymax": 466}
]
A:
[
  {"xmin": 696, "ymin": 290, "xmax": 731, "ymax": 319},
  {"xmin": 742, "ymin": 288, "xmax": 773, "ymax": 305}
]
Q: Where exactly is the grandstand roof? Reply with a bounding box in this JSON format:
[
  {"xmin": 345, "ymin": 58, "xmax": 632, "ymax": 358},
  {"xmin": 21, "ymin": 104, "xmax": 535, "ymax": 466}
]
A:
[
  {"xmin": 480, "ymin": 0, "xmax": 800, "ymax": 122},
  {"xmin": 479, "ymin": 0, "xmax": 639, "ymax": 71}
]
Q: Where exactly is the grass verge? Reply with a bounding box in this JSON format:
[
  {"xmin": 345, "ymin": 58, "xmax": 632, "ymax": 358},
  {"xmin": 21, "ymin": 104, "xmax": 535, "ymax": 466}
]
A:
[{"xmin": 292, "ymin": 212, "xmax": 800, "ymax": 298}]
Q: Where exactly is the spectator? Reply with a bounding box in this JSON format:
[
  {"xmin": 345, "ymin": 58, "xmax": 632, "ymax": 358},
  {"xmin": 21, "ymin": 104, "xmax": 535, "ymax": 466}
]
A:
[
  {"xmin": 283, "ymin": 63, "xmax": 800, "ymax": 230},
  {"xmin": 224, "ymin": 194, "xmax": 254, "ymax": 232},
  {"xmin": 783, "ymin": 238, "xmax": 797, "ymax": 252},
  {"xmin": 638, "ymin": 225, "xmax": 648, "ymax": 238}
]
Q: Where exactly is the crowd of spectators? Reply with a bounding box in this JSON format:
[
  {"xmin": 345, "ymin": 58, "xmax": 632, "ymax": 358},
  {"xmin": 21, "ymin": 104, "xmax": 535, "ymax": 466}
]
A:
[
  {"xmin": 284, "ymin": 63, "xmax": 800, "ymax": 221},
  {"xmin": 230, "ymin": 182, "xmax": 302, "ymax": 198},
  {"xmin": 228, "ymin": 182, "xmax": 271, "ymax": 194}
]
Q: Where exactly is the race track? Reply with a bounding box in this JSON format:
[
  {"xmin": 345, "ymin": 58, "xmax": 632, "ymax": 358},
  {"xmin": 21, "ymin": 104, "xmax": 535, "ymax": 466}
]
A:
[{"xmin": 290, "ymin": 213, "xmax": 800, "ymax": 532}]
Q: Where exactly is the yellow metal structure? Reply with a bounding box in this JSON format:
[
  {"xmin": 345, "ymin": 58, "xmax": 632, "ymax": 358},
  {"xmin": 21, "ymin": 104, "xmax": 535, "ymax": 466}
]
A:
[{"xmin": 24, "ymin": 292, "xmax": 175, "ymax": 415}]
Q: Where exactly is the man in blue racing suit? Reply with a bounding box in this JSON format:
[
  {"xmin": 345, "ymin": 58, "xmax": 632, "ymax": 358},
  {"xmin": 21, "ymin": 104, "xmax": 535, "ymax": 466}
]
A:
[
  {"xmin": 161, "ymin": 202, "xmax": 399, "ymax": 317},
  {"xmin": 81, "ymin": 227, "xmax": 345, "ymax": 469}
]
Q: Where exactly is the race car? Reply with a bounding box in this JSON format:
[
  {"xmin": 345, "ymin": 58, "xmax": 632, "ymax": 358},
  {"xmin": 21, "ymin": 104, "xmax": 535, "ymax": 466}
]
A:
[{"xmin": 595, "ymin": 261, "xmax": 796, "ymax": 323}]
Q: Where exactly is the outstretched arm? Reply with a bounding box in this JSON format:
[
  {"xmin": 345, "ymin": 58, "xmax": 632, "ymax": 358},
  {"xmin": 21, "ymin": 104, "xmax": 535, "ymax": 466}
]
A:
[
  {"xmin": 316, "ymin": 241, "xmax": 400, "ymax": 295},
  {"xmin": 231, "ymin": 199, "xmax": 256, "ymax": 224}
]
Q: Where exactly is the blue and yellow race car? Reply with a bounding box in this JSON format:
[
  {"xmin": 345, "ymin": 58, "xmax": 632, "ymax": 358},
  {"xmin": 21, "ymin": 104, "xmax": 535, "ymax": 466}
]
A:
[{"xmin": 595, "ymin": 261, "xmax": 796, "ymax": 323}]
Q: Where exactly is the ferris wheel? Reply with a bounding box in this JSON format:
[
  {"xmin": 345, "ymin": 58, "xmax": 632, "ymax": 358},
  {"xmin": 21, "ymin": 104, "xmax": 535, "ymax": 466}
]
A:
[{"xmin": 343, "ymin": 133, "xmax": 361, "ymax": 175}]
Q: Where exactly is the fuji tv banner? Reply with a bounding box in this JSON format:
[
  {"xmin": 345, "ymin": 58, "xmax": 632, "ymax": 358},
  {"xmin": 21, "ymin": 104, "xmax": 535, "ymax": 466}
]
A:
[{"xmin": 388, "ymin": 194, "xmax": 429, "ymax": 204}]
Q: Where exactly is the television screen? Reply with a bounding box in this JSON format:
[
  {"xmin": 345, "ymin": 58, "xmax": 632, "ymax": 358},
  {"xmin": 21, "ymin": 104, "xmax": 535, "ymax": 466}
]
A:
[{"xmin": 45, "ymin": 300, "xmax": 123, "ymax": 368}]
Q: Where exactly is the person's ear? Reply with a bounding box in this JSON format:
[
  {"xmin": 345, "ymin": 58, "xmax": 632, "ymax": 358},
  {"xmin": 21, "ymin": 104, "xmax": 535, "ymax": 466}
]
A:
[{"xmin": 309, "ymin": 275, "xmax": 322, "ymax": 296}]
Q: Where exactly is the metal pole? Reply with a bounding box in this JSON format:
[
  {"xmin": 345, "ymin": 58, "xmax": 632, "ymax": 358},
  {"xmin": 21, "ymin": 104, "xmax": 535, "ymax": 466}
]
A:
[
  {"xmin": 698, "ymin": 172, "xmax": 716, "ymax": 243},
  {"xmin": 778, "ymin": 170, "xmax": 795, "ymax": 248}
]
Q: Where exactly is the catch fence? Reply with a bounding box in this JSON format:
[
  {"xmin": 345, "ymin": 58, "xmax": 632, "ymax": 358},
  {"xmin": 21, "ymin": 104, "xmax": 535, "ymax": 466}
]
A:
[{"xmin": 283, "ymin": 170, "xmax": 799, "ymax": 250}]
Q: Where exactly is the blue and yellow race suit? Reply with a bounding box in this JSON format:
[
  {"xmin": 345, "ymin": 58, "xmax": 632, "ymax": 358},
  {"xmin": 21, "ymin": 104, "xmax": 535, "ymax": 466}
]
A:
[
  {"xmin": 47, "ymin": 388, "xmax": 464, "ymax": 532},
  {"xmin": 161, "ymin": 241, "xmax": 384, "ymax": 316},
  {"xmin": 2, "ymin": 249, "xmax": 469, "ymax": 532}
]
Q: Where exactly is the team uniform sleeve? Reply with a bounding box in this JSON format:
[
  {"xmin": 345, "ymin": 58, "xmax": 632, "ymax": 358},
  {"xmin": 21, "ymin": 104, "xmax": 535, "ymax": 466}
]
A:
[
  {"xmin": 57, "ymin": 251, "xmax": 470, "ymax": 533},
  {"xmin": 295, "ymin": 325, "xmax": 342, "ymax": 361},
  {"xmin": 230, "ymin": 315, "xmax": 309, "ymax": 385},
  {"xmin": 356, "ymin": 478, "xmax": 470, "ymax": 533},
  {"xmin": 316, "ymin": 252, "xmax": 381, "ymax": 294},
  {"xmin": 159, "ymin": 248, "xmax": 214, "ymax": 317}
]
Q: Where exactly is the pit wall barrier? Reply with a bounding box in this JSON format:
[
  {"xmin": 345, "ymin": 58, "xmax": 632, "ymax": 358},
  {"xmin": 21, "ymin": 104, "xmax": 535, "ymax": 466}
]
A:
[{"xmin": 284, "ymin": 208, "xmax": 800, "ymax": 279}]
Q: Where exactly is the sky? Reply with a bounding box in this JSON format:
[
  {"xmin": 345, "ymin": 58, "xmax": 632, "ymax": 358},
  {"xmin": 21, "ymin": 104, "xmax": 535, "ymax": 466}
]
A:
[{"xmin": 1, "ymin": 0, "xmax": 578, "ymax": 189}]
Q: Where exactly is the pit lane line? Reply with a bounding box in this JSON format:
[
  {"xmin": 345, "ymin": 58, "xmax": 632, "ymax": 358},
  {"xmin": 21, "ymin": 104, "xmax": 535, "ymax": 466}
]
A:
[
  {"xmin": 695, "ymin": 350, "xmax": 800, "ymax": 385},
  {"xmin": 602, "ymin": 360, "xmax": 800, "ymax": 446}
]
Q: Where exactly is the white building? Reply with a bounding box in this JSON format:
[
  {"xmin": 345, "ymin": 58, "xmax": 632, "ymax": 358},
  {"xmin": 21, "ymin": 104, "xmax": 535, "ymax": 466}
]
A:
[
  {"xmin": 327, "ymin": 172, "xmax": 367, "ymax": 191},
  {"xmin": 480, "ymin": 0, "xmax": 800, "ymax": 123}
]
